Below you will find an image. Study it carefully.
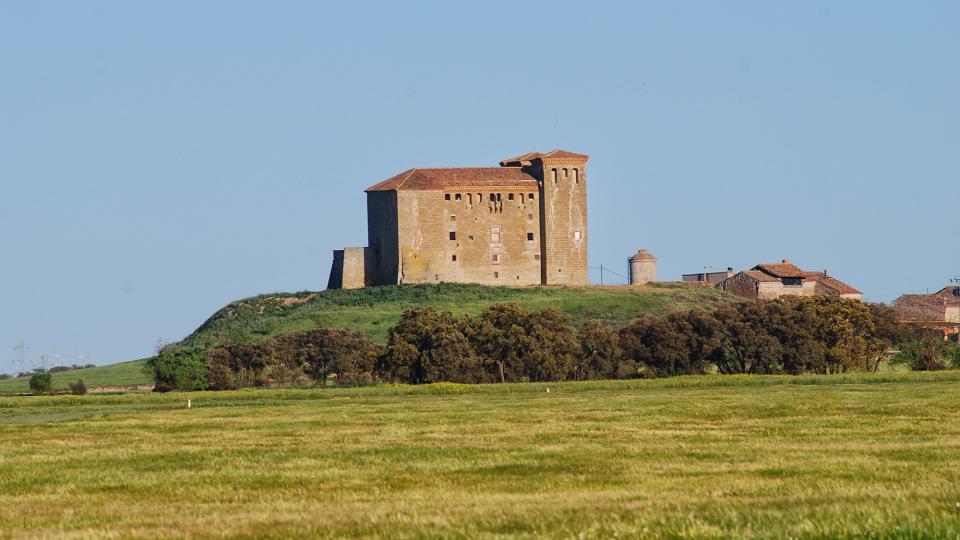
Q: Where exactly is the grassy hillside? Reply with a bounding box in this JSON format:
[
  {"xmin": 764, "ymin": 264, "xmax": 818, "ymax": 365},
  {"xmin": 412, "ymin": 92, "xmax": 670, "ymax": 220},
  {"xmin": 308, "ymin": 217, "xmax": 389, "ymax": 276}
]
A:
[
  {"xmin": 178, "ymin": 282, "xmax": 735, "ymax": 349},
  {"xmin": 1, "ymin": 371, "xmax": 958, "ymax": 538},
  {"xmin": 0, "ymin": 359, "xmax": 151, "ymax": 395}
]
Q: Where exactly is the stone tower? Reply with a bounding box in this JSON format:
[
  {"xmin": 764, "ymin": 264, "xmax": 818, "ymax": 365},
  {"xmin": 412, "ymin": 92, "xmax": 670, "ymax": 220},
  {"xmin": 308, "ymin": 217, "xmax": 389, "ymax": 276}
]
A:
[
  {"xmin": 628, "ymin": 250, "xmax": 657, "ymax": 285},
  {"xmin": 533, "ymin": 151, "xmax": 589, "ymax": 285}
]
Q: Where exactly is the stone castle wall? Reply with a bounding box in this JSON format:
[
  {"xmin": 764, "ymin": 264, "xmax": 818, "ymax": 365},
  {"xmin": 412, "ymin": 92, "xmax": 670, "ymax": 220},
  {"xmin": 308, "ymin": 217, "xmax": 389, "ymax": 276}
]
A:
[
  {"xmin": 537, "ymin": 159, "xmax": 588, "ymax": 286},
  {"xmin": 394, "ymin": 188, "xmax": 542, "ymax": 286}
]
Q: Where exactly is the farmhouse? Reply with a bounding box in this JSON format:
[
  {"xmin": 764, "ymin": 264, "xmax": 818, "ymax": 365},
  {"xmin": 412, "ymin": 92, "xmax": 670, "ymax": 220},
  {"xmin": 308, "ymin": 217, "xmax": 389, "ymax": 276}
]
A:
[
  {"xmin": 893, "ymin": 286, "xmax": 960, "ymax": 341},
  {"xmin": 328, "ymin": 150, "xmax": 589, "ymax": 288},
  {"xmin": 717, "ymin": 260, "xmax": 862, "ymax": 300}
]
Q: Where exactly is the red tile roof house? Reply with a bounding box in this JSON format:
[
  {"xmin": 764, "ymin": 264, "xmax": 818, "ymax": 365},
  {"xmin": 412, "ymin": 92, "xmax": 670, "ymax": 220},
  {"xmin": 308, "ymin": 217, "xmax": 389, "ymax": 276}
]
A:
[
  {"xmin": 893, "ymin": 286, "xmax": 960, "ymax": 341},
  {"xmin": 716, "ymin": 259, "xmax": 862, "ymax": 300}
]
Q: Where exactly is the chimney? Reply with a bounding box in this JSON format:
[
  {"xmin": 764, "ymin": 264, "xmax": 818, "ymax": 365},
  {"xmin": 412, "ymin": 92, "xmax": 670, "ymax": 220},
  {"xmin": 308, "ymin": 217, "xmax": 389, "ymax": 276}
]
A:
[{"xmin": 782, "ymin": 259, "xmax": 789, "ymax": 264}]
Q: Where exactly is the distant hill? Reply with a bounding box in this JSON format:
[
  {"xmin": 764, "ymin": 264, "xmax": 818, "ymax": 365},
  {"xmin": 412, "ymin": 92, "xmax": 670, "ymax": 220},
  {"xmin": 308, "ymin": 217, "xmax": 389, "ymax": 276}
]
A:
[{"xmin": 0, "ymin": 359, "xmax": 151, "ymax": 395}]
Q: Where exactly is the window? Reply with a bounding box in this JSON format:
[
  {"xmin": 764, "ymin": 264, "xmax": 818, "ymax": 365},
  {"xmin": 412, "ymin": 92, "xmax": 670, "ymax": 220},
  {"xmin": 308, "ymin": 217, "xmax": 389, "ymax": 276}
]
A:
[
  {"xmin": 528, "ymin": 193, "xmax": 534, "ymax": 200},
  {"xmin": 444, "ymin": 194, "xmax": 451, "ymax": 201},
  {"xmin": 563, "ymin": 168, "xmax": 568, "ymax": 178},
  {"xmin": 528, "ymin": 213, "xmax": 534, "ymax": 221},
  {"xmin": 534, "ymin": 254, "xmax": 540, "ymax": 261},
  {"xmin": 494, "ymin": 271, "xmax": 499, "ymax": 278},
  {"xmin": 467, "ymin": 193, "xmax": 473, "ymax": 204},
  {"xmin": 573, "ymin": 168, "xmax": 579, "ymax": 183},
  {"xmin": 450, "ymin": 215, "xmax": 456, "ymax": 221},
  {"xmin": 496, "ymin": 193, "xmax": 502, "ymax": 201},
  {"xmin": 451, "ymin": 255, "xmax": 457, "ymax": 262},
  {"xmin": 783, "ymin": 277, "xmax": 803, "ymax": 287},
  {"xmin": 455, "ymin": 193, "xmax": 462, "ymax": 201},
  {"xmin": 468, "ymin": 235, "xmax": 474, "ymax": 240},
  {"xmin": 527, "ymin": 232, "xmax": 534, "ymax": 241},
  {"xmin": 492, "ymin": 254, "xmax": 500, "ymax": 264},
  {"xmin": 573, "ymin": 231, "xmax": 582, "ymax": 240},
  {"xmin": 551, "ymin": 168, "xmax": 557, "ymax": 183},
  {"xmin": 491, "ymin": 226, "xmax": 501, "ymax": 243},
  {"xmin": 508, "ymin": 193, "xmax": 514, "ymax": 201},
  {"xmin": 449, "ymin": 231, "xmax": 456, "ymax": 240}
]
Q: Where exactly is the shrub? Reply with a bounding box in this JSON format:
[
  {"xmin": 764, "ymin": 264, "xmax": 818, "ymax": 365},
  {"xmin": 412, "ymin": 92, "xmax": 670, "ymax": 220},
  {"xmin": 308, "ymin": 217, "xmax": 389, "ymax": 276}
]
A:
[
  {"xmin": 377, "ymin": 307, "xmax": 483, "ymax": 384},
  {"xmin": 0, "ymin": 374, "xmax": 11, "ymax": 381},
  {"xmin": 29, "ymin": 369, "xmax": 53, "ymax": 394},
  {"xmin": 69, "ymin": 379, "xmax": 88, "ymax": 395},
  {"xmin": 148, "ymin": 346, "xmax": 208, "ymax": 391}
]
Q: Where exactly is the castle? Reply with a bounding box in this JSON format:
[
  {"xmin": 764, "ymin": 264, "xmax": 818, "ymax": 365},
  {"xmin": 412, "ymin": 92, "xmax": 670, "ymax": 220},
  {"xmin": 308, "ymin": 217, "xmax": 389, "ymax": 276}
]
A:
[{"xmin": 328, "ymin": 149, "xmax": 589, "ymax": 288}]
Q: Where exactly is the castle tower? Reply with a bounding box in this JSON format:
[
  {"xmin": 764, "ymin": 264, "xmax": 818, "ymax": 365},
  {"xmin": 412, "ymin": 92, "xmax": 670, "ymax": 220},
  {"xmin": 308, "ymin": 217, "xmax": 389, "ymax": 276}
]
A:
[
  {"xmin": 532, "ymin": 151, "xmax": 589, "ymax": 285},
  {"xmin": 628, "ymin": 249, "xmax": 657, "ymax": 285}
]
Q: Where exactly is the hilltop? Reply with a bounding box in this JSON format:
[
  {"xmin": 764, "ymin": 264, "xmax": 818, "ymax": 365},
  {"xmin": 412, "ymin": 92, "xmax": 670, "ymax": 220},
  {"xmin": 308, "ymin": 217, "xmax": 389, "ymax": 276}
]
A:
[
  {"xmin": 176, "ymin": 282, "xmax": 736, "ymax": 350},
  {"xmin": 1, "ymin": 284, "xmax": 736, "ymax": 394}
]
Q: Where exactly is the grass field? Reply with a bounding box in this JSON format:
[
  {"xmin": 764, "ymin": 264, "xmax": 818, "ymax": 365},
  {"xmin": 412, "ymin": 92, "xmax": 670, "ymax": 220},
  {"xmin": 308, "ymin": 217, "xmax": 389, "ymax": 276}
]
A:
[
  {"xmin": 0, "ymin": 359, "xmax": 151, "ymax": 395},
  {"xmin": 2, "ymin": 372, "xmax": 959, "ymax": 539}
]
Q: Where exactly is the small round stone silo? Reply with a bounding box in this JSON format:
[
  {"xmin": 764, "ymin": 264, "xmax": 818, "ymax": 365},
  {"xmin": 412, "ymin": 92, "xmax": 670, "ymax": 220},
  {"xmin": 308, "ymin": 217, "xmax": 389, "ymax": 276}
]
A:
[{"xmin": 628, "ymin": 250, "xmax": 657, "ymax": 285}]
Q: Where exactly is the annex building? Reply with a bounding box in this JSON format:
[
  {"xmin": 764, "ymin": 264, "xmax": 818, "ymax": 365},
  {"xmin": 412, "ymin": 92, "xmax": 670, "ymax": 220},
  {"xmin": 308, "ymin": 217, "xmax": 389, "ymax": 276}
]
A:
[
  {"xmin": 716, "ymin": 260, "xmax": 862, "ymax": 300},
  {"xmin": 328, "ymin": 150, "xmax": 589, "ymax": 288}
]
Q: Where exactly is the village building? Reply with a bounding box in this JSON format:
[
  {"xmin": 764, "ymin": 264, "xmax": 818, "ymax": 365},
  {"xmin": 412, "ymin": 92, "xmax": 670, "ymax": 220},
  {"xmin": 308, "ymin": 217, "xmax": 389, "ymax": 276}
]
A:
[
  {"xmin": 682, "ymin": 268, "xmax": 734, "ymax": 286},
  {"xmin": 328, "ymin": 150, "xmax": 589, "ymax": 288},
  {"xmin": 893, "ymin": 286, "xmax": 960, "ymax": 341},
  {"xmin": 716, "ymin": 260, "xmax": 862, "ymax": 300}
]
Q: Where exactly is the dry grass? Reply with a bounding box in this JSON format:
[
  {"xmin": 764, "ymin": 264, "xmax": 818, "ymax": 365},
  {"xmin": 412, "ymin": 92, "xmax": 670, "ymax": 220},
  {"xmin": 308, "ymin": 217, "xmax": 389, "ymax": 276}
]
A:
[{"xmin": 2, "ymin": 372, "xmax": 959, "ymax": 539}]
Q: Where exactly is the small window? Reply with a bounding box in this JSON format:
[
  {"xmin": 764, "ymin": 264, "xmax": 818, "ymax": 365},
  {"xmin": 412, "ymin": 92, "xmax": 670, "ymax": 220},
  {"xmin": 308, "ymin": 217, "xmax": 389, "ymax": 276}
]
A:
[
  {"xmin": 527, "ymin": 232, "xmax": 534, "ymax": 241},
  {"xmin": 449, "ymin": 231, "xmax": 456, "ymax": 241},
  {"xmin": 455, "ymin": 193, "xmax": 462, "ymax": 201},
  {"xmin": 563, "ymin": 168, "xmax": 568, "ymax": 178},
  {"xmin": 508, "ymin": 193, "xmax": 514, "ymax": 201},
  {"xmin": 491, "ymin": 226, "xmax": 501, "ymax": 243},
  {"xmin": 534, "ymin": 254, "xmax": 540, "ymax": 261},
  {"xmin": 467, "ymin": 193, "xmax": 473, "ymax": 204},
  {"xmin": 551, "ymin": 168, "xmax": 557, "ymax": 183},
  {"xmin": 574, "ymin": 231, "xmax": 582, "ymax": 240},
  {"xmin": 468, "ymin": 235, "xmax": 474, "ymax": 240},
  {"xmin": 528, "ymin": 193, "xmax": 534, "ymax": 200},
  {"xmin": 496, "ymin": 193, "xmax": 502, "ymax": 201},
  {"xmin": 450, "ymin": 215, "xmax": 456, "ymax": 221},
  {"xmin": 478, "ymin": 194, "xmax": 483, "ymax": 202},
  {"xmin": 573, "ymin": 169, "xmax": 579, "ymax": 183},
  {"xmin": 527, "ymin": 213, "xmax": 534, "ymax": 221},
  {"xmin": 494, "ymin": 271, "xmax": 499, "ymax": 278},
  {"xmin": 444, "ymin": 194, "xmax": 451, "ymax": 201},
  {"xmin": 451, "ymin": 255, "xmax": 457, "ymax": 262},
  {"xmin": 492, "ymin": 254, "xmax": 500, "ymax": 264}
]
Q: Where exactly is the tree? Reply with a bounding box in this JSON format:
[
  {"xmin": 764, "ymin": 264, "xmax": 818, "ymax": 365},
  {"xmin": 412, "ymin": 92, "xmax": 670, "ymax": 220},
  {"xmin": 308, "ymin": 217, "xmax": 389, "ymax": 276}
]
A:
[
  {"xmin": 29, "ymin": 368, "xmax": 53, "ymax": 394},
  {"xmin": 275, "ymin": 327, "xmax": 380, "ymax": 385},
  {"xmin": 148, "ymin": 346, "xmax": 208, "ymax": 391},
  {"xmin": 575, "ymin": 321, "xmax": 622, "ymax": 380},
  {"xmin": 377, "ymin": 307, "xmax": 481, "ymax": 384},
  {"xmin": 712, "ymin": 303, "xmax": 784, "ymax": 374},
  {"xmin": 469, "ymin": 304, "xmax": 579, "ymax": 382},
  {"xmin": 69, "ymin": 379, "xmax": 87, "ymax": 395}
]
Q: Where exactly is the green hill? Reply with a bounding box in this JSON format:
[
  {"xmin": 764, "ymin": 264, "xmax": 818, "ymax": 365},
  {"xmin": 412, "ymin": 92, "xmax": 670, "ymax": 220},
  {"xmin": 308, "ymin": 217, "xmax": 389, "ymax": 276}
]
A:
[
  {"xmin": 2, "ymin": 283, "xmax": 736, "ymax": 394},
  {"xmin": 0, "ymin": 358, "xmax": 151, "ymax": 394},
  {"xmin": 177, "ymin": 282, "xmax": 736, "ymax": 350}
]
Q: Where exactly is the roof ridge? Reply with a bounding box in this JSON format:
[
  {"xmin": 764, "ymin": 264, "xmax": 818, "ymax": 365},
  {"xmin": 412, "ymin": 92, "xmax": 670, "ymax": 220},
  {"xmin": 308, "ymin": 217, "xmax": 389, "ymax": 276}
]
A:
[{"xmin": 396, "ymin": 169, "xmax": 417, "ymax": 190}]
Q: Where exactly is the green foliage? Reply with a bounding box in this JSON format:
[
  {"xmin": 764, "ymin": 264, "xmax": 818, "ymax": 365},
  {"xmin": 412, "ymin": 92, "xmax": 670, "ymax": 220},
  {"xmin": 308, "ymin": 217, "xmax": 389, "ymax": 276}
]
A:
[
  {"xmin": 0, "ymin": 359, "xmax": 150, "ymax": 395},
  {"xmin": 377, "ymin": 307, "xmax": 483, "ymax": 384},
  {"xmin": 894, "ymin": 338, "xmax": 954, "ymax": 371},
  {"xmin": 147, "ymin": 347, "xmax": 208, "ymax": 392},
  {"xmin": 28, "ymin": 369, "xmax": 53, "ymax": 395},
  {"xmin": 68, "ymin": 379, "xmax": 87, "ymax": 395}
]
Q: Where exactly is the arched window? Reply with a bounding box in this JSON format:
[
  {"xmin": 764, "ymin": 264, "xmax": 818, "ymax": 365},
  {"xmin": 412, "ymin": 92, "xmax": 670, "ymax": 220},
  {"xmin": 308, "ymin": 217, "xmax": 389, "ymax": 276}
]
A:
[
  {"xmin": 496, "ymin": 193, "xmax": 502, "ymax": 201},
  {"xmin": 573, "ymin": 169, "xmax": 579, "ymax": 183},
  {"xmin": 467, "ymin": 193, "xmax": 473, "ymax": 204},
  {"xmin": 528, "ymin": 193, "xmax": 534, "ymax": 200},
  {"xmin": 508, "ymin": 193, "xmax": 514, "ymax": 201},
  {"xmin": 562, "ymin": 168, "xmax": 568, "ymax": 178},
  {"xmin": 551, "ymin": 168, "xmax": 557, "ymax": 183},
  {"xmin": 455, "ymin": 193, "xmax": 462, "ymax": 201},
  {"xmin": 444, "ymin": 194, "xmax": 451, "ymax": 201}
]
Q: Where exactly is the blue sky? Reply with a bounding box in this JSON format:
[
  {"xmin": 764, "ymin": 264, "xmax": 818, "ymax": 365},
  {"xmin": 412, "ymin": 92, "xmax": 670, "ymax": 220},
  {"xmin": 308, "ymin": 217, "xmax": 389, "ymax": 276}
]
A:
[{"xmin": 1, "ymin": 1, "xmax": 957, "ymax": 371}]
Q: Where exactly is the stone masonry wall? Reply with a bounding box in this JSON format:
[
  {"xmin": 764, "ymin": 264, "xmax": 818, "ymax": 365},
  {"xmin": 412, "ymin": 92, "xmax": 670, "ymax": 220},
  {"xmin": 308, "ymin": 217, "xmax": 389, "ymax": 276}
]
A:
[
  {"xmin": 537, "ymin": 158, "xmax": 588, "ymax": 286},
  {"xmin": 395, "ymin": 188, "xmax": 542, "ymax": 285}
]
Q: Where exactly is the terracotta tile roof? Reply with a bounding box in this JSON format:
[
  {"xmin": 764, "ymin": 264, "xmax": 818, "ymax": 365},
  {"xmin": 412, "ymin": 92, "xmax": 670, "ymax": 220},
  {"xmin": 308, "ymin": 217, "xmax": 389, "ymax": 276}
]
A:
[
  {"xmin": 499, "ymin": 149, "xmax": 589, "ymax": 166},
  {"xmin": 366, "ymin": 167, "xmax": 538, "ymax": 192},
  {"xmin": 741, "ymin": 270, "xmax": 781, "ymax": 283},
  {"xmin": 802, "ymin": 272, "xmax": 861, "ymax": 295},
  {"xmin": 754, "ymin": 262, "xmax": 806, "ymax": 278},
  {"xmin": 934, "ymin": 286, "xmax": 960, "ymax": 303}
]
